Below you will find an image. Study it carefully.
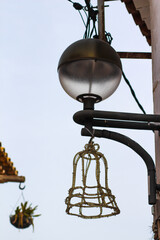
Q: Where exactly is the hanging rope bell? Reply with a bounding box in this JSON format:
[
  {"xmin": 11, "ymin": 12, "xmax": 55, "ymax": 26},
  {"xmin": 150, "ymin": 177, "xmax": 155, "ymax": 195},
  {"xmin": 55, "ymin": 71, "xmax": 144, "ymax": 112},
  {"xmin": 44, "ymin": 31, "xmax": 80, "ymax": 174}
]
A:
[{"xmin": 65, "ymin": 140, "xmax": 120, "ymax": 219}]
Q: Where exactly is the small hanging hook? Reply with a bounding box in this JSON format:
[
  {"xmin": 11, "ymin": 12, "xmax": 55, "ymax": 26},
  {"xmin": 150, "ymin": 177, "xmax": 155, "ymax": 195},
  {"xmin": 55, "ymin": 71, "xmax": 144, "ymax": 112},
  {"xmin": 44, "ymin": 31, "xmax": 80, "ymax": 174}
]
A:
[{"xmin": 19, "ymin": 182, "xmax": 25, "ymax": 190}]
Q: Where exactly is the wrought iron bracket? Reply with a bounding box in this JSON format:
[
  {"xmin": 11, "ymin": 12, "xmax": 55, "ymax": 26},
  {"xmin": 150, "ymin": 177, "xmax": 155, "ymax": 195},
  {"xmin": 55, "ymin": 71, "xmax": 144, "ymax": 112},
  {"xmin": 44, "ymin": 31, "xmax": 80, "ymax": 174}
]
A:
[
  {"xmin": 73, "ymin": 110, "xmax": 160, "ymax": 131},
  {"xmin": 73, "ymin": 109, "xmax": 160, "ymax": 205}
]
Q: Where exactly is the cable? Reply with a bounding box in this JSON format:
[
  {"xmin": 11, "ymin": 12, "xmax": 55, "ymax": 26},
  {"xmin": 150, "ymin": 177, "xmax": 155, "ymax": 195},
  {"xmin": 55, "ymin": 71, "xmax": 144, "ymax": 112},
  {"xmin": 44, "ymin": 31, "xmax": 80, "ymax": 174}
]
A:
[
  {"xmin": 122, "ymin": 71, "xmax": 146, "ymax": 114},
  {"xmin": 68, "ymin": 0, "xmax": 98, "ymax": 39},
  {"xmin": 67, "ymin": 0, "xmax": 145, "ymax": 114},
  {"xmin": 78, "ymin": 10, "xmax": 86, "ymax": 26}
]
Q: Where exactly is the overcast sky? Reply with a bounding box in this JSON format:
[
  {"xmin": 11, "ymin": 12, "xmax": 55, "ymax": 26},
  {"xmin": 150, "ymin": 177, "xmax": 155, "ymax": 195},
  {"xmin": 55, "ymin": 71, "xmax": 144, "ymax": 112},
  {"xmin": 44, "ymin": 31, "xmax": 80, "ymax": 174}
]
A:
[{"xmin": 0, "ymin": 1, "xmax": 154, "ymax": 239}]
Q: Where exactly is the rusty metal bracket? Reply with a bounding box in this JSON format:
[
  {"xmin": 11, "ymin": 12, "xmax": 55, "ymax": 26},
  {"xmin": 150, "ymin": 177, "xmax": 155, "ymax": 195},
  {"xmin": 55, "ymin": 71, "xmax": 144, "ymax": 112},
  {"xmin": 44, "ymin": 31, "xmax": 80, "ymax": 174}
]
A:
[{"xmin": 118, "ymin": 52, "xmax": 151, "ymax": 59}]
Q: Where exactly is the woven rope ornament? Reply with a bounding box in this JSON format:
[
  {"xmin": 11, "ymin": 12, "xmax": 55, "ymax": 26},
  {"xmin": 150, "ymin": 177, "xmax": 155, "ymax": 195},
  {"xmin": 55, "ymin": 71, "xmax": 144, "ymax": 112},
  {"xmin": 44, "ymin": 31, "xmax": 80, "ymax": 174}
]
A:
[{"xmin": 65, "ymin": 140, "xmax": 120, "ymax": 219}]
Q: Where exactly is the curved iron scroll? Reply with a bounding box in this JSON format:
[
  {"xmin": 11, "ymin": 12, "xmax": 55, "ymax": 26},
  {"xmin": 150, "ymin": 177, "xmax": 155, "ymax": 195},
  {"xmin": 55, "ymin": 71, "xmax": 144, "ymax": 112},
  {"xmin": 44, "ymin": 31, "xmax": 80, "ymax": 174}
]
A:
[
  {"xmin": 81, "ymin": 128, "xmax": 156, "ymax": 205},
  {"xmin": 73, "ymin": 109, "xmax": 160, "ymax": 204}
]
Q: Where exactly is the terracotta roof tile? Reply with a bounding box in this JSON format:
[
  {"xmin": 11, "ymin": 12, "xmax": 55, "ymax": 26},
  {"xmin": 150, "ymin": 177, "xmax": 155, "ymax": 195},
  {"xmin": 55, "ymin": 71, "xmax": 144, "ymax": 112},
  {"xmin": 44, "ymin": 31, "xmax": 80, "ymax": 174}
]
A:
[
  {"xmin": 0, "ymin": 143, "xmax": 25, "ymax": 183},
  {"xmin": 121, "ymin": 0, "xmax": 151, "ymax": 45}
]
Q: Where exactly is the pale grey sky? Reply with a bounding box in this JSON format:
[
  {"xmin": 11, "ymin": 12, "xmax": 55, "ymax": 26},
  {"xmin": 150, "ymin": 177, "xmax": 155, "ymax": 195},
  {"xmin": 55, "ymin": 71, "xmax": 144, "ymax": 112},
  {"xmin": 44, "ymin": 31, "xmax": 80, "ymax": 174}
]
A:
[{"xmin": 0, "ymin": 1, "xmax": 153, "ymax": 239}]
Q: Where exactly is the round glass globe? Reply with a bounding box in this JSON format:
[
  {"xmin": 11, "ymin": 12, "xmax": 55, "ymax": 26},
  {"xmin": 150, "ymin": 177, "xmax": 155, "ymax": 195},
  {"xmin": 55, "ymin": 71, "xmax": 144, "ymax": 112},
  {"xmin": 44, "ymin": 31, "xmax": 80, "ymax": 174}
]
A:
[{"xmin": 58, "ymin": 39, "xmax": 122, "ymax": 102}]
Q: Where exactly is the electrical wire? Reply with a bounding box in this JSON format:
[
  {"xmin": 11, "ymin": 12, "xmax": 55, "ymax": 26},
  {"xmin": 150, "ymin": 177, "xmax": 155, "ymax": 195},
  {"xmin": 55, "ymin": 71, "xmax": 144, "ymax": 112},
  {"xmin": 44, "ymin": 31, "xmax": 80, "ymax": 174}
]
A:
[
  {"xmin": 122, "ymin": 71, "xmax": 146, "ymax": 114},
  {"xmin": 78, "ymin": 10, "xmax": 86, "ymax": 26},
  {"xmin": 68, "ymin": 0, "xmax": 99, "ymax": 39},
  {"xmin": 68, "ymin": 0, "xmax": 146, "ymax": 114},
  {"xmin": 83, "ymin": 8, "xmax": 88, "ymax": 17}
]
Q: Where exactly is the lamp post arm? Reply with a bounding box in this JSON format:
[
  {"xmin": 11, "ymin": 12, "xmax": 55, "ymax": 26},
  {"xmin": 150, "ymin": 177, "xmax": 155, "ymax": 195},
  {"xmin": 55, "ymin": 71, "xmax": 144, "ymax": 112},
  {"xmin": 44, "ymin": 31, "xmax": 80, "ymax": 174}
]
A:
[
  {"xmin": 81, "ymin": 128, "xmax": 157, "ymax": 205},
  {"xmin": 73, "ymin": 110, "xmax": 160, "ymax": 130}
]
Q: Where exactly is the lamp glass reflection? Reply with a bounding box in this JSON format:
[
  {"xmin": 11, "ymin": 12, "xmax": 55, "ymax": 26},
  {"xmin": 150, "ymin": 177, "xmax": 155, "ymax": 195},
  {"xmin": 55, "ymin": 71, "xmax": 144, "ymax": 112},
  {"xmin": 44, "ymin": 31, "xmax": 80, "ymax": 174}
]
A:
[{"xmin": 58, "ymin": 59, "xmax": 121, "ymax": 101}]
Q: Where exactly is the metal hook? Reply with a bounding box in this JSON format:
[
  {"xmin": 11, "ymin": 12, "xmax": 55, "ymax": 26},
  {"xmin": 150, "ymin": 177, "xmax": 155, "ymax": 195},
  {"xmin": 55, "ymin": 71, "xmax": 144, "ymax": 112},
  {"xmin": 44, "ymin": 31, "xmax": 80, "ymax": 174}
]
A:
[{"xmin": 19, "ymin": 182, "xmax": 25, "ymax": 190}]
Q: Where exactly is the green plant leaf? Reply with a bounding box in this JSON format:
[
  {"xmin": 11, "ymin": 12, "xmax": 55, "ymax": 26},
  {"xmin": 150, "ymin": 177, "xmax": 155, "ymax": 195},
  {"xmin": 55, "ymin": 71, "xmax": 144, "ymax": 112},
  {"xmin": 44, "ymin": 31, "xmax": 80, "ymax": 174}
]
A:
[
  {"xmin": 33, "ymin": 214, "xmax": 41, "ymax": 217},
  {"xmin": 12, "ymin": 201, "xmax": 41, "ymax": 230}
]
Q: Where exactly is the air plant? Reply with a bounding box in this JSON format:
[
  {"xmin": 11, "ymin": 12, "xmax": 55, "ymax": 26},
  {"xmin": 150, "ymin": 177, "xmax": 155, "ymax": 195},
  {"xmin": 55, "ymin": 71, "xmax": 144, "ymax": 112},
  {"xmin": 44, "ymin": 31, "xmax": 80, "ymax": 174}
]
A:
[{"xmin": 10, "ymin": 201, "xmax": 41, "ymax": 230}]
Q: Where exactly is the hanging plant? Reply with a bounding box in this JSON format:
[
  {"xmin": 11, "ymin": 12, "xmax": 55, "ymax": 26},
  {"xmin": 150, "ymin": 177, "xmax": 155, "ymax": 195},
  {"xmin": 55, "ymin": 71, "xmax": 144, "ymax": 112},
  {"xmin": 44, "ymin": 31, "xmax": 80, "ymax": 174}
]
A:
[{"xmin": 10, "ymin": 201, "xmax": 41, "ymax": 230}]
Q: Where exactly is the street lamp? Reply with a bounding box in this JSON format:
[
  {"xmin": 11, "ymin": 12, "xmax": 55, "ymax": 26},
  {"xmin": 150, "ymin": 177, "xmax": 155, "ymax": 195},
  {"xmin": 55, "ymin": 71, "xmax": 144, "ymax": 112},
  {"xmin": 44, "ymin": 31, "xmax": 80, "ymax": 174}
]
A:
[
  {"xmin": 58, "ymin": 38, "xmax": 122, "ymax": 107},
  {"xmin": 58, "ymin": 38, "xmax": 160, "ymax": 217}
]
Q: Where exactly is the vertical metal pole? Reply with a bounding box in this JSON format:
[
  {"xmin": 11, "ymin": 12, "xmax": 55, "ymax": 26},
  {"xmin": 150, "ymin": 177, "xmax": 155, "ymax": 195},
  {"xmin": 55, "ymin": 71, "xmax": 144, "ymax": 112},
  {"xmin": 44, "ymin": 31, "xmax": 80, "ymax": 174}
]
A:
[
  {"xmin": 150, "ymin": 0, "xmax": 160, "ymax": 238},
  {"xmin": 97, "ymin": 0, "xmax": 105, "ymax": 41}
]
